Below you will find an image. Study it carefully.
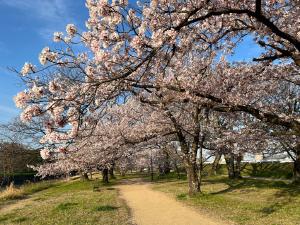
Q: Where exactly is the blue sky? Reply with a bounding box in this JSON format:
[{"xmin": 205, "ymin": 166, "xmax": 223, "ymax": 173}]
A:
[
  {"xmin": 0, "ymin": 0, "xmax": 262, "ymax": 123},
  {"xmin": 0, "ymin": 0, "xmax": 88, "ymax": 122}
]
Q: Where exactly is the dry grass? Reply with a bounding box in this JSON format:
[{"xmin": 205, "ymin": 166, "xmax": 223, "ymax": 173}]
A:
[
  {"xmin": 0, "ymin": 183, "xmax": 24, "ymax": 201},
  {"xmin": 0, "ymin": 180, "xmax": 58, "ymax": 203}
]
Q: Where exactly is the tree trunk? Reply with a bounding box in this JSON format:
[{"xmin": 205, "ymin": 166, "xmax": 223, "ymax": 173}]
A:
[
  {"xmin": 293, "ymin": 148, "xmax": 300, "ymax": 183},
  {"xmin": 174, "ymin": 161, "xmax": 181, "ymax": 179},
  {"xmin": 234, "ymin": 153, "xmax": 243, "ymax": 178},
  {"xmin": 102, "ymin": 168, "xmax": 109, "ymax": 184},
  {"xmin": 150, "ymin": 152, "xmax": 154, "ymax": 181},
  {"xmin": 211, "ymin": 153, "xmax": 222, "ymax": 175},
  {"xmin": 186, "ymin": 163, "xmax": 201, "ymax": 195},
  {"xmin": 224, "ymin": 153, "xmax": 235, "ymax": 179},
  {"xmin": 109, "ymin": 166, "xmax": 115, "ymax": 179},
  {"xmin": 80, "ymin": 172, "xmax": 89, "ymax": 181},
  {"xmin": 158, "ymin": 164, "xmax": 164, "ymax": 176},
  {"xmin": 163, "ymin": 152, "xmax": 171, "ymax": 174}
]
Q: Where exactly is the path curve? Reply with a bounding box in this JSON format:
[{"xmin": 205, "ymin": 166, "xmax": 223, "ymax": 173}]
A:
[{"xmin": 118, "ymin": 181, "xmax": 228, "ymax": 225}]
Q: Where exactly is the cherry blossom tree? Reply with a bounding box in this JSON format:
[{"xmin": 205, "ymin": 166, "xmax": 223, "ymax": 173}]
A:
[{"xmin": 14, "ymin": 0, "xmax": 300, "ymax": 190}]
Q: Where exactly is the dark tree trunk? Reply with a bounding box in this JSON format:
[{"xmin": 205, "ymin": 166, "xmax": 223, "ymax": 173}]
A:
[
  {"xmin": 120, "ymin": 171, "xmax": 126, "ymax": 177},
  {"xmin": 211, "ymin": 153, "xmax": 222, "ymax": 175},
  {"xmin": 225, "ymin": 153, "xmax": 243, "ymax": 179},
  {"xmin": 163, "ymin": 152, "xmax": 171, "ymax": 174},
  {"xmin": 234, "ymin": 153, "xmax": 243, "ymax": 178},
  {"xmin": 174, "ymin": 161, "xmax": 181, "ymax": 179},
  {"xmin": 109, "ymin": 165, "xmax": 116, "ymax": 179},
  {"xmin": 81, "ymin": 172, "xmax": 89, "ymax": 181},
  {"xmin": 250, "ymin": 163, "xmax": 259, "ymax": 176},
  {"xmin": 102, "ymin": 168, "xmax": 109, "ymax": 184},
  {"xmin": 293, "ymin": 147, "xmax": 300, "ymax": 184},
  {"xmin": 150, "ymin": 152, "xmax": 154, "ymax": 181},
  {"xmin": 158, "ymin": 164, "xmax": 164, "ymax": 176},
  {"xmin": 224, "ymin": 153, "xmax": 235, "ymax": 179}
]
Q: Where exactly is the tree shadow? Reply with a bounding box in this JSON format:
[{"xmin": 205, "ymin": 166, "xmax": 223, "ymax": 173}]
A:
[
  {"xmin": 208, "ymin": 178, "xmax": 293, "ymax": 195},
  {"xmin": 260, "ymin": 202, "xmax": 285, "ymax": 215},
  {"xmin": 106, "ymin": 187, "xmax": 115, "ymax": 190},
  {"xmin": 274, "ymin": 183, "xmax": 300, "ymax": 198},
  {"xmin": 93, "ymin": 205, "xmax": 119, "ymax": 212},
  {"xmin": 205, "ymin": 177, "xmax": 300, "ymax": 215},
  {"xmin": 55, "ymin": 202, "xmax": 79, "ymax": 211}
]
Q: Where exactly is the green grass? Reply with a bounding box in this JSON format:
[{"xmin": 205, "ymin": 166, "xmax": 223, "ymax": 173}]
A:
[
  {"xmin": 152, "ymin": 176, "xmax": 300, "ymax": 225},
  {"xmin": 0, "ymin": 178, "xmax": 132, "ymax": 225},
  {"xmin": 139, "ymin": 162, "xmax": 294, "ymax": 181},
  {"xmin": 1, "ymin": 167, "xmax": 296, "ymax": 225},
  {"xmin": 209, "ymin": 162, "xmax": 294, "ymax": 179},
  {"xmin": 241, "ymin": 162, "xmax": 293, "ymax": 179},
  {"xmin": 0, "ymin": 180, "xmax": 58, "ymax": 203},
  {"xmin": 93, "ymin": 205, "xmax": 119, "ymax": 211},
  {"xmin": 115, "ymin": 171, "xmax": 150, "ymax": 180}
]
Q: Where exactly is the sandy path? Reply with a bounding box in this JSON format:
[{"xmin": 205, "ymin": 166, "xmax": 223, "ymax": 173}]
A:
[{"xmin": 118, "ymin": 182, "xmax": 227, "ymax": 225}]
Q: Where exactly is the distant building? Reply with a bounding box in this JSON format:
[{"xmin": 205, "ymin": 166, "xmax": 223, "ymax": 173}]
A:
[{"xmin": 204, "ymin": 150, "xmax": 293, "ymax": 164}]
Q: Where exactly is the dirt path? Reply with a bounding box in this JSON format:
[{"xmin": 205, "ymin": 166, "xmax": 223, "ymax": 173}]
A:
[{"xmin": 118, "ymin": 182, "xmax": 227, "ymax": 225}]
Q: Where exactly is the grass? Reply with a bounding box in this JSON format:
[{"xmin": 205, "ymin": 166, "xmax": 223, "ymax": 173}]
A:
[
  {"xmin": 151, "ymin": 175, "xmax": 300, "ymax": 225},
  {"xmin": 0, "ymin": 180, "xmax": 58, "ymax": 202},
  {"xmin": 0, "ymin": 178, "xmax": 132, "ymax": 225},
  {"xmin": 0, "ymin": 183, "xmax": 24, "ymax": 201},
  {"xmin": 241, "ymin": 162, "xmax": 293, "ymax": 179},
  {"xmin": 115, "ymin": 171, "xmax": 150, "ymax": 180},
  {"xmin": 209, "ymin": 162, "xmax": 294, "ymax": 179},
  {"xmin": 140, "ymin": 162, "xmax": 294, "ymax": 182},
  {"xmin": 0, "ymin": 167, "xmax": 296, "ymax": 225},
  {"xmin": 93, "ymin": 205, "xmax": 119, "ymax": 211}
]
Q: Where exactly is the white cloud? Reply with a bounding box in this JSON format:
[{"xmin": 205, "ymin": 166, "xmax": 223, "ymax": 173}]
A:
[
  {"xmin": 0, "ymin": 0, "xmax": 70, "ymax": 21},
  {"xmin": 0, "ymin": 105, "xmax": 20, "ymax": 123},
  {"xmin": 0, "ymin": 105, "xmax": 19, "ymax": 114},
  {"xmin": 0, "ymin": 0, "xmax": 76, "ymax": 40}
]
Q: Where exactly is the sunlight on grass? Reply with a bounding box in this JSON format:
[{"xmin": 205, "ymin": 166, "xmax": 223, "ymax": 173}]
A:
[
  {"xmin": 0, "ymin": 183, "xmax": 23, "ymax": 201},
  {"xmin": 0, "ymin": 180, "xmax": 59, "ymax": 203},
  {"xmin": 152, "ymin": 177, "xmax": 300, "ymax": 225},
  {"xmin": 0, "ymin": 179, "xmax": 132, "ymax": 225}
]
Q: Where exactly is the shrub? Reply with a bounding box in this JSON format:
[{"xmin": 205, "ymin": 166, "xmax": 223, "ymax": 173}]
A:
[{"xmin": 0, "ymin": 183, "xmax": 24, "ymax": 201}]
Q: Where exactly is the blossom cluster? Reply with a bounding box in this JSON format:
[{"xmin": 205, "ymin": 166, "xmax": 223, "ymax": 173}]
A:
[{"xmin": 14, "ymin": 0, "xmax": 300, "ymax": 179}]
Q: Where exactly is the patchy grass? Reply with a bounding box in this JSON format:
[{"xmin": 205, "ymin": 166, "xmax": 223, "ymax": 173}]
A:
[
  {"xmin": 0, "ymin": 180, "xmax": 58, "ymax": 202},
  {"xmin": 0, "ymin": 179, "xmax": 132, "ymax": 225},
  {"xmin": 152, "ymin": 176, "xmax": 300, "ymax": 225}
]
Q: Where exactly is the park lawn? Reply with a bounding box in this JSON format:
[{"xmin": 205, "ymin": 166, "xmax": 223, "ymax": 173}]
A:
[
  {"xmin": 152, "ymin": 176, "xmax": 300, "ymax": 225},
  {"xmin": 0, "ymin": 178, "xmax": 133, "ymax": 225}
]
